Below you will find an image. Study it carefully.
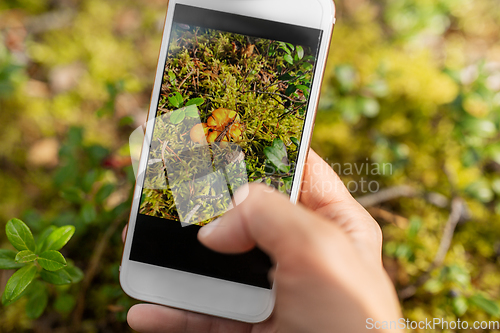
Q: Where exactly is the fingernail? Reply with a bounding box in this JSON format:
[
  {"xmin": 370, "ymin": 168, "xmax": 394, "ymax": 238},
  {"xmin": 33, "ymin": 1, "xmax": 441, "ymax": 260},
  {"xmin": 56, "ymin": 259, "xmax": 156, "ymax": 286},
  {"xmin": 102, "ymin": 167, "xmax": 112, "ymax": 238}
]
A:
[{"xmin": 198, "ymin": 218, "xmax": 221, "ymax": 239}]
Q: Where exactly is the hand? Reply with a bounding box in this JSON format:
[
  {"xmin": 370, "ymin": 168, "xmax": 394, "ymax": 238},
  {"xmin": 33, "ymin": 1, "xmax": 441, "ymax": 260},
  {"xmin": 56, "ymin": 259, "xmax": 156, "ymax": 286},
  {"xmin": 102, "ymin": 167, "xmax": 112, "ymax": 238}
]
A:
[{"xmin": 126, "ymin": 150, "xmax": 403, "ymax": 333}]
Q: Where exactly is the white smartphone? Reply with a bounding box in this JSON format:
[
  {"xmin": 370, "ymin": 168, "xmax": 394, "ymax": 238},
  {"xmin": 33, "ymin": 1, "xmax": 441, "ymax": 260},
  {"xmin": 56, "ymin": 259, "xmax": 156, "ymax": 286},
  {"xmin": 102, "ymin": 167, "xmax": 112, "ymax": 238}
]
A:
[{"xmin": 120, "ymin": 0, "xmax": 336, "ymax": 323}]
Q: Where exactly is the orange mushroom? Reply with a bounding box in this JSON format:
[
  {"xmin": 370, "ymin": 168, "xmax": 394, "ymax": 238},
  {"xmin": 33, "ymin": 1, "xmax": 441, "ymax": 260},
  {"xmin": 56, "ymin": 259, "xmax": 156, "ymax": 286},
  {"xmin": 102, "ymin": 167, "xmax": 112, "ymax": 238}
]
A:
[
  {"xmin": 189, "ymin": 123, "xmax": 208, "ymax": 144},
  {"xmin": 207, "ymin": 108, "xmax": 239, "ymax": 131},
  {"xmin": 189, "ymin": 108, "xmax": 244, "ymax": 144}
]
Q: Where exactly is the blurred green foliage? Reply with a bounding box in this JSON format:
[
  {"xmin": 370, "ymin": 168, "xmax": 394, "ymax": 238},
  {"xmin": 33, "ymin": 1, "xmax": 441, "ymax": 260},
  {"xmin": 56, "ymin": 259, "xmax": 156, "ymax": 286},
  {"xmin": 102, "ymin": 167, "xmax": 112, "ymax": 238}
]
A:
[{"xmin": 0, "ymin": 0, "xmax": 499, "ymax": 331}]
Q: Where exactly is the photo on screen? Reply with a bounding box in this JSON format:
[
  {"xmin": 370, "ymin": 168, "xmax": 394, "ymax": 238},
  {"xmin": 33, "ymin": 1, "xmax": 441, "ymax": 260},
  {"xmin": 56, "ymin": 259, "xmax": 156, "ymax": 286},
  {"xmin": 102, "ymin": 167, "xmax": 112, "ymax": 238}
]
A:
[{"xmin": 139, "ymin": 21, "xmax": 318, "ymax": 226}]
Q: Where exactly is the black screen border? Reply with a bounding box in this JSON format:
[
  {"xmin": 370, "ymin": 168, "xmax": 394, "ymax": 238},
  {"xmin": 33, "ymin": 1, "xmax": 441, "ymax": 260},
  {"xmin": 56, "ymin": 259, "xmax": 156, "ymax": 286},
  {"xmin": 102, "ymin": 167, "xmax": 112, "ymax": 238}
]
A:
[{"xmin": 173, "ymin": 4, "xmax": 322, "ymax": 52}]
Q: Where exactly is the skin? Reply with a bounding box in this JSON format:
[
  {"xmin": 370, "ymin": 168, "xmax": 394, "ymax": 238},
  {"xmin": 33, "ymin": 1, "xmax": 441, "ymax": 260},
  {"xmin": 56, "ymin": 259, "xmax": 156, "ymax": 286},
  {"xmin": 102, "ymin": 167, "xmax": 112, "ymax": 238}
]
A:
[{"xmin": 125, "ymin": 150, "xmax": 404, "ymax": 333}]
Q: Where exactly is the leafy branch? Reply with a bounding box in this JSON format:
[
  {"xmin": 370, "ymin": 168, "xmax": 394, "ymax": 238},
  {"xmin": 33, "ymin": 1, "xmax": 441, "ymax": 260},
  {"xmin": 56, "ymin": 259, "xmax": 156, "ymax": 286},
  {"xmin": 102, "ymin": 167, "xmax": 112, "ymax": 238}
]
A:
[{"xmin": 0, "ymin": 218, "xmax": 82, "ymax": 319}]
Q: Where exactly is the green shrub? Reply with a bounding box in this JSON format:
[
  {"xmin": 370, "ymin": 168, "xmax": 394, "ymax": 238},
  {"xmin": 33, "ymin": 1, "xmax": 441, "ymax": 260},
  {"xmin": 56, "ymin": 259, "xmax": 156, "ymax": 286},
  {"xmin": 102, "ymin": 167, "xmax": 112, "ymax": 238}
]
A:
[{"xmin": 0, "ymin": 218, "xmax": 82, "ymax": 319}]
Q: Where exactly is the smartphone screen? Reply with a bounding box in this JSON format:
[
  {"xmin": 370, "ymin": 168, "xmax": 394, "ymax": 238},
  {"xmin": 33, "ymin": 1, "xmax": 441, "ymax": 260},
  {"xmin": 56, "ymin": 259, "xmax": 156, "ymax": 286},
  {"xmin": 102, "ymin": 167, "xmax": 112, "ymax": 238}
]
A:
[{"xmin": 129, "ymin": 4, "xmax": 322, "ymax": 290}]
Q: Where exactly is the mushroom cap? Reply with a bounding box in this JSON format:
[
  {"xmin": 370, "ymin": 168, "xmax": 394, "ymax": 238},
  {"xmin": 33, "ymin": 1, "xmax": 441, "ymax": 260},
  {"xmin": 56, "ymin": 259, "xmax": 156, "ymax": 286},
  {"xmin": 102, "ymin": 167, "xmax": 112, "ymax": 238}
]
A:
[
  {"xmin": 207, "ymin": 108, "xmax": 238, "ymax": 131},
  {"xmin": 189, "ymin": 123, "xmax": 208, "ymax": 144}
]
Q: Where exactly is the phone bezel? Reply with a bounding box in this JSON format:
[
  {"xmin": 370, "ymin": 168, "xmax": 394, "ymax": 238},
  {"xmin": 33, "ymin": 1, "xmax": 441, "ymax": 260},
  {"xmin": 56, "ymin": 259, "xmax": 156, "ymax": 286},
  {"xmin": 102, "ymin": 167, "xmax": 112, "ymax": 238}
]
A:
[{"xmin": 120, "ymin": 0, "xmax": 336, "ymax": 323}]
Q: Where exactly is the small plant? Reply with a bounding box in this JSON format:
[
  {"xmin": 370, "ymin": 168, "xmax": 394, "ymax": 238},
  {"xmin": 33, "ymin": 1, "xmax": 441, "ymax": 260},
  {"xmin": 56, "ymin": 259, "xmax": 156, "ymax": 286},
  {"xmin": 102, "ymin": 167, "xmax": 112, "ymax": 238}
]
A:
[
  {"xmin": 0, "ymin": 218, "xmax": 82, "ymax": 319},
  {"xmin": 263, "ymin": 138, "xmax": 295, "ymax": 194},
  {"xmin": 166, "ymin": 92, "xmax": 204, "ymax": 124}
]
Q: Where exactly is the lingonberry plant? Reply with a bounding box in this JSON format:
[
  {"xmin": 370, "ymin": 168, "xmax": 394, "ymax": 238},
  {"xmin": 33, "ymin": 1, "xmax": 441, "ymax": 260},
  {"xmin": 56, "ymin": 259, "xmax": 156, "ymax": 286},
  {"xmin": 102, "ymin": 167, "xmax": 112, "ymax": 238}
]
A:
[{"xmin": 0, "ymin": 218, "xmax": 82, "ymax": 319}]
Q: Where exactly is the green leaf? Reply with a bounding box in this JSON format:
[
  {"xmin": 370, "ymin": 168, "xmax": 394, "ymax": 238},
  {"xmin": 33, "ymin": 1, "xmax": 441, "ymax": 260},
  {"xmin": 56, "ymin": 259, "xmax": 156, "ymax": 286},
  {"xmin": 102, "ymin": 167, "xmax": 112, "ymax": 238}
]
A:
[
  {"xmin": 167, "ymin": 92, "xmax": 183, "ymax": 108},
  {"xmin": 360, "ymin": 98, "xmax": 380, "ymax": 118},
  {"xmin": 0, "ymin": 249, "xmax": 25, "ymax": 269},
  {"xmin": 40, "ymin": 225, "xmax": 75, "ymax": 253},
  {"xmin": 441, "ymin": 265, "xmax": 470, "ymax": 286},
  {"xmin": 285, "ymin": 85, "xmax": 297, "ymax": 96},
  {"xmin": 278, "ymin": 73, "xmax": 294, "ymax": 81},
  {"xmin": 25, "ymin": 282, "xmax": 48, "ymax": 319},
  {"xmin": 301, "ymin": 62, "xmax": 314, "ymax": 70},
  {"xmin": 95, "ymin": 183, "xmax": 115, "ymax": 204},
  {"xmin": 394, "ymin": 243, "xmax": 413, "ymax": 260},
  {"xmin": 80, "ymin": 203, "xmax": 97, "ymax": 224},
  {"xmin": 365, "ymin": 79, "xmax": 389, "ymax": 97},
  {"xmin": 170, "ymin": 108, "xmax": 186, "ymax": 124},
  {"xmin": 185, "ymin": 97, "xmax": 204, "ymax": 106},
  {"xmin": 40, "ymin": 268, "xmax": 72, "ymax": 285},
  {"xmin": 283, "ymin": 176, "xmax": 293, "ymax": 191},
  {"xmin": 296, "ymin": 85, "xmax": 310, "ymax": 93},
  {"xmin": 66, "ymin": 264, "xmax": 84, "ymax": 283},
  {"xmin": 407, "ymin": 216, "xmax": 422, "ymax": 239},
  {"xmin": 466, "ymin": 180, "xmax": 494, "ymax": 203},
  {"xmin": 463, "ymin": 119, "xmax": 496, "ymax": 139},
  {"xmin": 82, "ymin": 170, "xmax": 98, "ymax": 193},
  {"xmin": 119, "ymin": 115, "xmax": 134, "ymax": 127},
  {"xmin": 15, "ymin": 250, "xmax": 37, "ymax": 263},
  {"xmin": 38, "ymin": 251, "xmax": 67, "ymax": 271},
  {"xmin": 6, "ymin": 218, "xmax": 36, "ymax": 252},
  {"xmin": 279, "ymin": 42, "xmax": 291, "ymax": 54},
  {"xmin": 1, "ymin": 283, "xmax": 28, "ymax": 306},
  {"xmin": 2, "ymin": 264, "xmax": 37, "ymax": 304},
  {"xmin": 284, "ymin": 54, "xmax": 294, "ymax": 65},
  {"xmin": 469, "ymin": 294, "xmax": 500, "ymax": 316},
  {"xmin": 264, "ymin": 139, "xmax": 290, "ymax": 174},
  {"xmin": 184, "ymin": 105, "xmax": 199, "ymax": 118},
  {"xmin": 296, "ymin": 45, "xmax": 304, "ymax": 60},
  {"xmin": 54, "ymin": 294, "xmax": 76, "ymax": 315},
  {"xmin": 167, "ymin": 70, "xmax": 176, "ymax": 85},
  {"xmin": 290, "ymin": 137, "xmax": 300, "ymax": 147},
  {"xmin": 452, "ymin": 296, "xmax": 468, "ymax": 317},
  {"xmin": 60, "ymin": 187, "xmax": 84, "ymax": 204},
  {"xmin": 422, "ymin": 279, "xmax": 443, "ymax": 293},
  {"xmin": 87, "ymin": 145, "xmax": 110, "ymax": 166},
  {"xmin": 36, "ymin": 226, "xmax": 57, "ymax": 253}
]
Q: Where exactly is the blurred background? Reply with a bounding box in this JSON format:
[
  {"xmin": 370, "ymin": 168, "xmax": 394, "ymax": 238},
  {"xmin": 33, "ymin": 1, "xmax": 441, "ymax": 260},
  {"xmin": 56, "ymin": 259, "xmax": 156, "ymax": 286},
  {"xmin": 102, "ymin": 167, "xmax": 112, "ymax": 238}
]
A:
[{"xmin": 1, "ymin": 0, "xmax": 499, "ymax": 331}]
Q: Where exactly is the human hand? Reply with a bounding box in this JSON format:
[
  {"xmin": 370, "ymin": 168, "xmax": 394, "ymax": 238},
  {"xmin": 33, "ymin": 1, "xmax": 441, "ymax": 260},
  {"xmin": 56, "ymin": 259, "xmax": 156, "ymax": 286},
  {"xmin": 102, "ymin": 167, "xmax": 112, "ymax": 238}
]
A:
[{"xmin": 126, "ymin": 150, "xmax": 403, "ymax": 333}]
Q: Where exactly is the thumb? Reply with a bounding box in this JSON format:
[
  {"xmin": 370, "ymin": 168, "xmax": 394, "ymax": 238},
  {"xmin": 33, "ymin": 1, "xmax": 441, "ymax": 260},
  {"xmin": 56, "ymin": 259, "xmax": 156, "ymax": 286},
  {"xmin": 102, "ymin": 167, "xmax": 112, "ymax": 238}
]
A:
[
  {"xmin": 197, "ymin": 184, "xmax": 336, "ymax": 262},
  {"xmin": 301, "ymin": 149, "xmax": 383, "ymax": 263}
]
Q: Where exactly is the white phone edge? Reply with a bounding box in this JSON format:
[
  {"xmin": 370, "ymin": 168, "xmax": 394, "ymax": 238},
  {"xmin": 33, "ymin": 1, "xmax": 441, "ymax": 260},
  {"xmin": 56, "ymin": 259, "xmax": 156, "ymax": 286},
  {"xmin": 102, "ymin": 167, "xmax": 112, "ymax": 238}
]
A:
[{"xmin": 120, "ymin": 0, "xmax": 336, "ymax": 323}]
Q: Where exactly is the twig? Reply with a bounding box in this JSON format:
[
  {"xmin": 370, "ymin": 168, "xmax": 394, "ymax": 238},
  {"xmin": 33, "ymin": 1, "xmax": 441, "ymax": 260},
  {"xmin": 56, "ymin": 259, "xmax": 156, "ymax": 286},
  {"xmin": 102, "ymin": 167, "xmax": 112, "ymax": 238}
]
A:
[
  {"xmin": 357, "ymin": 185, "xmax": 450, "ymax": 209},
  {"xmin": 242, "ymin": 90, "xmax": 307, "ymax": 104},
  {"xmin": 238, "ymin": 67, "xmax": 252, "ymax": 91},
  {"xmin": 430, "ymin": 197, "xmax": 464, "ymax": 267},
  {"xmin": 398, "ymin": 197, "xmax": 464, "ymax": 300},
  {"xmin": 367, "ymin": 207, "xmax": 409, "ymax": 228},
  {"xmin": 261, "ymin": 70, "xmax": 313, "ymax": 91},
  {"xmin": 72, "ymin": 216, "xmax": 124, "ymax": 329},
  {"xmin": 184, "ymin": 194, "xmax": 224, "ymax": 223},
  {"xmin": 278, "ymin": 104, "xmax": 304, "ymax": 120},
  {"xmin": 357, "ymin": 185, "xmax": 418, "ymax": 208},
  {"xmin": 161, "ymin": 139, "xmax": 168, "ymax": 168},
  {"xmin": 178, "ymin": 69, "xmax": 195, "ymax": 89},
  {"xmin": 268, "ymin": 95, "xmax": 288, "ymax": 108},
  {"xmin": 159, "ymin": 139, "xmax": 181, "ymax": 163},
  {"xmin": 184, "ymin": 204, "xmax": 201, "ymax": 224}
]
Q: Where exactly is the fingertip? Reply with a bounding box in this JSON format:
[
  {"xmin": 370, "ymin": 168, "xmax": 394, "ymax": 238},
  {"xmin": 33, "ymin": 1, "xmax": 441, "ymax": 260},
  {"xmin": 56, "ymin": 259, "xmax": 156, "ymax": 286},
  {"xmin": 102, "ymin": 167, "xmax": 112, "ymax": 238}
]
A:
[
  {"xmin": 127, "ymin": 304, "xmax": 185, "ymax": 332},
  {"xmin": 122, "ymin": 225, "xmax": 128, "ymax": 243},
  {"xmin": 197, "ymin": 218, "xmax": 221, "ymax": 241},
  {"xmin": 126, "ymin": 304, "xmax": 145, "ymax": 331}
]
